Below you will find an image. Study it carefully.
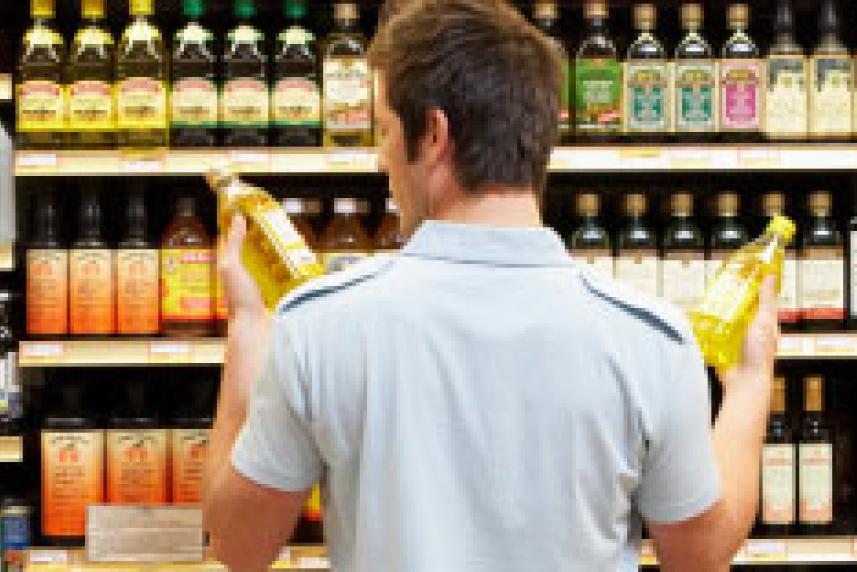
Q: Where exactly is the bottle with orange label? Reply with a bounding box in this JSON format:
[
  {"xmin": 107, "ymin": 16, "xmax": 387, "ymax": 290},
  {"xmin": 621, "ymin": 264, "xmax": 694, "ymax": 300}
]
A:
[
  {"xmin": 26, "ymin": 192, "xmax": 68, "ymax": 336},
  {"xmin": 161, "ymin": 196, "xmax": 214, "ymax": 337},
  {"xmin": 117, "ymin": 188, "xmax": 160, "ymax": 335},
  {"xmin": 69, "ymin": 187, "xmax": 115, "ymax": 336},
  {"xmin": 319, "ymin": 198, "xmax": 372, "ymax": 274},
  {"xmin": 170, "ymin": 378, "xmax": 213, "ymax": 505}
]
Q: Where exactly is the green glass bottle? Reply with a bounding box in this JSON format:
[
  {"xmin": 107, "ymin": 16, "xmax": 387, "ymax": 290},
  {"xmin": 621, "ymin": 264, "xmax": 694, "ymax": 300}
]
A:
[{"xmin": 575, "ymin": 0, "xmax": 622, "ymax": 140}]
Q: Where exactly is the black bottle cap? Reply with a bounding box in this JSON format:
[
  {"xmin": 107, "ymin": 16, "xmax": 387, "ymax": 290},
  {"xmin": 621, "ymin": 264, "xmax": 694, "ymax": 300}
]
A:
[
  {"xmin": 820, "ymin": 0, "xmax": 839, "ymax": 34},
  {"xmin": 77, "ymin": 187, "xmax": 102, "ymax": 241},
  {"xmin": 774, "ymin": 0, "xmax": 795, "ymax": 34}
]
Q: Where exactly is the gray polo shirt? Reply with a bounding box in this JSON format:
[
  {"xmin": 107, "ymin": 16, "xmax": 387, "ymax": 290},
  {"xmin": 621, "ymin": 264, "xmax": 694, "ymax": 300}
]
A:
[{"xmin": 232, "ymin": 221, "xmax": 720, "ymax": 571}]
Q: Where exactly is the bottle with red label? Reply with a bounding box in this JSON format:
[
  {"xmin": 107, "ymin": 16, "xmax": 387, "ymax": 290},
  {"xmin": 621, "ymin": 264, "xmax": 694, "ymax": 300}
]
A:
[
  {"xmin": 27, "ymin": 191, "xmax": 68, "ymax": 336},
  {"xmin": 719, "ymin": 3, "xmax": 762, "ymax": 142},
  {"xmin": 799, "ymin": 191, "xmax": 845, "ymax": 331},
  {"xmin": 116, "ymin": 187, "xmax": 160, "ymax": 335}
]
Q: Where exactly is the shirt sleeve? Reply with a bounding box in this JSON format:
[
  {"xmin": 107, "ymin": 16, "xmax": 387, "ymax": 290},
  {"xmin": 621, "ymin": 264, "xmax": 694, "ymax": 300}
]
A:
[
  {"xmin": 636, "ymin": 339, "xmax": 722, "ymax": 523},
  {"xmin": 231, "ymin": 317, "xmax": 323, "ymax": 492}
]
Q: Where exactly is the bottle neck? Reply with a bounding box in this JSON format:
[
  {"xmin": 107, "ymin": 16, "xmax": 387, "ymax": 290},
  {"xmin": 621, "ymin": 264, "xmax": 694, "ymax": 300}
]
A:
[
  {"xmin": 335, "ymin": 17, "xmax": 358, "ymax": 33},
  {"xmin": 587, "ymin": 17, "xmax": 606, "ymax": 36}
]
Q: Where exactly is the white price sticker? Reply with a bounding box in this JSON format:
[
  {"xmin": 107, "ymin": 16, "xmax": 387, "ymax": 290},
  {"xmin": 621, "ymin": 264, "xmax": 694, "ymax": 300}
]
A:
[
  {"xmin": 21, "ymin": 343, "xmax": 64, "ymax": 359},
  {"xmin": 745, "ymin": 539, "xmax": 787, "ymax": 561},
  {"xmin": 814, "ymin": 335, "xmax": 857, "ymax": 356},
  {"xmin": 17, "ymin": 153, "xmax": 57, "ymax": 168},
  {"xmin": 29, "ymin": 550, "xmax": 69, "ymax": 564},
  {"xmin": 122, "ymin": 159, "xmax": 163, "ymax": 173},
  {"xmin": 325, "ymin": 150, "xmax": 376, "ymax": 171},
  {"xmin": 149, "ymin": 342, "xmax": 192, "ymax": 361}
]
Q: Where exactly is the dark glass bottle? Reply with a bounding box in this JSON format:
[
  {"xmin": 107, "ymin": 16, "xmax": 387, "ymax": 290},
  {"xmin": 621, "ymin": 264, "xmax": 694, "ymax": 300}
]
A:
[
  {"xmin": 719, "ymin": 3, "xmax": 762, "ymax": 142},
  {"xmin": 624, "ymin": 4, "xmax": 669, "ymax": 142},
  {"xmin": 661, "ymin": 193, "xmax": 704, "ymax": 312},
  {"xmin": 799, "ymin": 191, "xmax": 845, "ymax": 331},
  {"xmin": 116, "ymin": 189, "xmax": 160, "ymax": 335},
  {"xmin": 533, "ymin": 1, "xmax": 571, "ymax": 143},
  {"xmin": 26, "ymin": 192, "xmax": 68, "ymax": 337},
  {"xmin": 707, "ymin": 192, "xmax": 748, "ymax": 284},
  {"xmin": 798, "ymin": 375, "xmax": 834, "ymax": 531},
  {"xmin": 569, "ymin": 193, "xmax": 613, "ymax": 279},
  {"xmin": 760, "ymin": 376, "xmax": 796, "ymax": 536},
  {"xmin": 764, "ymin": 0, "xmax": 808, "ymax": 141},
  {"xmin": 809, "ymin": 0, "xmax": 852, "ymax": 140},
  {"xmin": 673, "ymin": 3, "xmax": 716, "ymax": 141},
  {"xmin": 273, "ymin": 0, "xmax": 321, "ymax": 147},
  {"xmin": 574, "ymin": 1, "xmax": 621, "ymax": 141},
  {"xmin": 616, "ymin": 194, "xmax": 659, "ymax": 299}
]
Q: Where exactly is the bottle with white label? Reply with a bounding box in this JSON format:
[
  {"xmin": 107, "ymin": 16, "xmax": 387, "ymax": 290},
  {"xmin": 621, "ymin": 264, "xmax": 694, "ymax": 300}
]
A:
[
  {"xmin": 616, "ymin": 194, "xmax": 659, "ymax": 298},
  {"xmin": 810, "ymin": 0, "xmax": 852, "ymax": 140},
  {"xmin": 799, "ymin": 191, "xmax": 845, "ymax": 330},
  {"xmin": 673, "ymin": 3, "xmax": 716, "ymax": 141},
  {"xmin": 764, "ymin": 0, "xmax": 808, "ymax": 141},
  {"xmin": 760, "ymin": 375, "xmax": 796, "ymax": 535},
  {"xmin": 661, "ymin": 193, "xmax": 704, "ymax": 313},
  {"xmin": 707, "ymin": 192, "xmax": 748, "ymax": 286},
  {"xmin": 763, "ymin": 192, "xmax": 800, "ymax": 331},
  {"xmin": 719, "ymin": 4, "xmax": 762, "ymax": 142},
  {"xmin": 570, "ymin": 193, "xmax": 613, "ymax": 280},
  {"xmin": 798, "ymin": 375, "xmax": 833, "ymax": 530},
  {"xmin": 624, "ymin": 4, "xmax": 669, "ymax": 141}
]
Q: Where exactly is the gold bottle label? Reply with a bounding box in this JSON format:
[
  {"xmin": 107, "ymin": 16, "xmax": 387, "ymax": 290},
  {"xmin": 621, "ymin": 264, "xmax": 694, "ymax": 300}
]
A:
[
  {"xmin": 272, "ymin": 78, "xmax": 321, "ymax": 128},
  {"xmin": 799, "ymin": 247, "xmax": 845, "ymax": 320},
  {"xmin": 117, "ymin": 77, "xmax": 167, "ymax": 129},
  {"xmin": 69, "ymin": 80, "xmax": 114, "ymax": 130},
  {"xmin": 221, "ymin": 78, "xmax": 269, "ymax": 127},
  {"xmin": 17, "ymin": 80, "xmax": 65, "ymax": 131},
  {"xmin": 766, "ymin": 57, "xmax": 808, "ymax": 137},
  {"xmin": 798, "ymin": 443, "xmax": 833, "ymax": 524},
  {"xmin": 810, "ymin": 56, "xmax": 852, "ymax": 135},
  {"xmin": 323, "ymin": 56, "xmax": 371, "ymax": 131},
  {"xmin": 171, "ymin": 78, "xmax": 218, "ymax": 127}
]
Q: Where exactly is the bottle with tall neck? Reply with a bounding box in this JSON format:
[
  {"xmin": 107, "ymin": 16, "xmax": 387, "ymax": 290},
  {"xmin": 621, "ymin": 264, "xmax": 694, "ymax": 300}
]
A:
[
  {"xmin": 569, "ymin": 193, "xmax": 613, "ymax": 280},
  {"xmin": 615, "ymin": 194, "xmax": 659, "ymax": 299},
  {"xmin": 171, "ymin": 0, "xmax": 218, "ymax": 147},
  {"xmin": 68, "ymin": 0, "xmax": 116, "ymax": 149},
  {"xmin": 673, "ymin": 3, "xmax": 716, "ymax": 140},
  {"xmin": 624, "ymin": 4, "xmax": 669, "ymax": 141},
  {"xmin": 273, "ymin": 0, "xmax": 322, "ymax": 147},
  {"xmin": 222, "ymin": 0, "xmax": 269, "ymax": 147},
  {"xmin": 26, "ymin": 192, "xmax": 67, "ymax": 336},
  {"xmin": 760, "ymin": 376, "xmax": 796, "ymax": 536},
  {"xmin": 661, "ymin": 193, "xmax": 705, "ymax": 313},
  {"xmin": 762, "ymin": 192, "xmax": 800, "ymax": 331},
  {"xmin": 117, "ymin": 0, "xmax": 168, "ymax": 148},
  {"xmin": 533, "ymin": 1, "xmax": 571, "ymax": 143},
  {"xmin": 765, "ymin": 0, "xmax": 808, "ymax": 141},
  {"xmin": 575, "ymin": 1, "xmax": 621, "ymax": 140},
  {"xmin": 798, "ymin": 375, "xmax": 833, "ymax": 531},
  {"xmin": 810, "ymin": 0, "xmax": 852, "ymax": 140},
  {"xmin": 323, "ymin": 3, "xmax": 372, "ymax": 147},
  {"xmin": 116, "ymin": 188, "xmax": 160, "ymax": 335},
  {"xmin": 719, "ymin": 4, "xmax": 761, "ymax": 142},
  {"xmin": 706, "ymin": 192, "xmax": 748, "ymax": 285},
  {"xmin": 799, "ymin": 191, "xmax": 845, "ymax": 330},
  {"xmin": 17, "ymin": 0, "xmax": 66, "ymax": 149}
]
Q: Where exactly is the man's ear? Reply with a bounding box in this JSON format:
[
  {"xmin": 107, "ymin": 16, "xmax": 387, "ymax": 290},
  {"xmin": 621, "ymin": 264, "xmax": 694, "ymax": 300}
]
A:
[{"xmin": 420, "ymin": 108, "xmax": 452, "ymax": 166}]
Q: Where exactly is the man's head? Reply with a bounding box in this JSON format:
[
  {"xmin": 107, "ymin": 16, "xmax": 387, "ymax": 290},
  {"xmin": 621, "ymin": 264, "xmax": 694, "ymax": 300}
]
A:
[{"xmin": 369, "ymin": 0, "xmax": 563, "ymax": 237}]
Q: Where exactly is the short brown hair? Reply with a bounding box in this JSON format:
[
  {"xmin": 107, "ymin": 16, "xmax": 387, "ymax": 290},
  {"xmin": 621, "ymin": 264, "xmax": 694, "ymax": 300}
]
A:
[{"xmin": 370, "ymin": 0, "xmax": 563, "ymax": 193}]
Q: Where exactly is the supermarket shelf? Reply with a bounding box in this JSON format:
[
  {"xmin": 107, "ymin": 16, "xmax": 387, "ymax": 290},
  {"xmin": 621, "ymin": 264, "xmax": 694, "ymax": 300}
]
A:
[
  {"xmin": 778, "ymin": 333, "xmax": 857, "ymax": 359},
  {"xmin": 641, "ymin": 537, "xmax": 857, "ymax": 565},
  {"xmin": 16, "ymin": 144, "xmax": 857, "ymax": 176},
  {"xmin": 0, "ymin": 241, "xmax": 12, "ymax": 271},
  {"xmin": 18, "ymin": 339, "xmax": 225, "ymax": 367},
  {"xmin": 0, "ymin": 435, "xmax": 23, "ymax": 463}
]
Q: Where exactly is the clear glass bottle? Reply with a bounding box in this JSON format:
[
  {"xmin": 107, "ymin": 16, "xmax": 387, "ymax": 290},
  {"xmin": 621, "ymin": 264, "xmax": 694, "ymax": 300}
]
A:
[
  {"xmin": 624, "ymin": 4, "xmax": 669, "ymax": 140},
  {"xmin": 809, "ymin": 0, "xmax": 852, "ymax": 140},
  {"xmin": 68, "ymin": 0, "xmax": 116, "ymax": 149},
  {"xmin": 799, "ymin": 191, "xmax": 845, "ymax": 330},
  {"xmin": 116, "ymin": 0, "xmax": 168, "ymax": 148},
  {"xmin": 323, "ymin": 3, "xmax": 372, "ymax": 147},
  {"xmin": 765, "ymin": 0, "xmax": 808, "ymax": 141},
  {"xmin": 661, "ymin": 193, "xmax": 705, "ymax": 313},
  {"xmin": 615, "ymin": 194, "xmax": 659, "ymax": 298},
  {"xmin": 761, "ymin": 375, "xmax": 796, "ymax": 535},
  {"xmin": 798, "ymin": 375, "xmax": 833, "ymax": 530},
  {"xmin": 533, "ymin": 1, "xmax": 571, "ymax": 143},
  {"xmin": 719, "ymin": 3, "xmax": 762, "ymax": 141},
  {"xmin": 569, "ymin": 193, "xmax": 613, "ymax": 280},
  {"xmin": 707, "ymin": 192, "xmax": 748, "ymax": 285},
  {"xmin": 575, "ymin": 1, "xmax": 621, "ymax": 140},
  {"xmin": 673, "ymin": 3, "xmax": 716, "ymax": 139},
  {"xmin": 17, "ymin": 0, "xmax": 66, "ymax": 149}
]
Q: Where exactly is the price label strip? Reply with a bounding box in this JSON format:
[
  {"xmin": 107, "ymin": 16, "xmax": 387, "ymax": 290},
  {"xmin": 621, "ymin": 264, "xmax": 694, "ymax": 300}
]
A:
[
  {"xmin": 149, "ymin": 342, "xmax": 193, "ymax": 364},
  {"xmin": 743, "ymin": 540, "xmax": 788, "ymax": 563},
  {"xmin": 0, "ymin": 435, "xmax": 23, "ymax": 463},
  {"xmin": 20, "ymin": 342, "xmax": 65, "ymax": 365}
]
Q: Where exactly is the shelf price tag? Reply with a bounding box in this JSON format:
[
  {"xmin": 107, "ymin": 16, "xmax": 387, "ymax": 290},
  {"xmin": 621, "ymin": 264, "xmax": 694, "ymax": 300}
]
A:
[
  {"xmin": 813, "ymin": 335, "xmax": 857, "ymax": 356},
  {"xmin": 16, "ymin": 152, "xmax": 57, "ymax": 170},
  {"xmin": 228, "ymin": 150, "xmax": 270, "ymax": 170},
  {"xmin": 325, "ymin": 150, "xmax": 377, "ymax": 172},
  {"xmin": 20, "ymin": 342, "xmax": 64, "ymax": 363},
  {"xmin": 149, "ymin": 341, "xmax": 193, "ymax": 364},
  {"xmin": 28, "ymin": 549, "xmax": 69, "ymax": 571},
  {"xmin": 745, "ymin": 540, "xmax": 788, "ymax": 562},
  {"xmin": 297, "ymin": 556, "xmax": 331, "ymax": 569},
  {"xmin": 737, "ymin": 147, "xmax": 781, "ymax": 169},
  {"xmin": 777, "ymin": 336, "xmax": 808, "ymax": 357},
  {"xmin": 618, "ymin": 147, "xmax": 668, "ymax": 170},
  {"xmin": 0, "ymin": 435, "xmax": 23, "ymax": 463},
  {"xmin": 120, "ymin": 150, "xmax": 165, "ymax": 174},
  {"xmin": 668, "ymin": 147, "xmax": 713, "ymax": 170}
]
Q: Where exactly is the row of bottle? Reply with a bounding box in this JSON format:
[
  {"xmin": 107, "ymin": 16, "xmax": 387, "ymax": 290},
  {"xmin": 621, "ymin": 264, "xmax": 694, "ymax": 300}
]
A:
[
  {"xmin": 545, "ymin": 0, "xmax": 857, "ymax": 141},
  {"xmin": 18, "ymin": 0, "xmax": 372, "ymax": 149},
  {"xmin": 568, "ymin": 190, "xmax": 851, "ymax": 331},
  {"xmin": 25, "ymin": 190, "xmax": 402, "ymax": 337}
]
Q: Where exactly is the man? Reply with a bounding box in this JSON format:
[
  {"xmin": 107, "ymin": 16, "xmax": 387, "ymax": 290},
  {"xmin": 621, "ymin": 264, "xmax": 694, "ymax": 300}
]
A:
[{"xmin": 204, "ymin": 1, "xmax": 779, "ymax": 570}]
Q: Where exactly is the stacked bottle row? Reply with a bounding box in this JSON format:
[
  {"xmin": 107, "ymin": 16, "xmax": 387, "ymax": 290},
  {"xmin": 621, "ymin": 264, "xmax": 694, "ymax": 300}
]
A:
[
  {"xmin": 18, "ymin": 0, "xmax": 371, "ymax": 149},
  {"xmin": 567, "ymin": 190, "xmax": 851, "ymax": 331},
  {"xmin": 25, "ymin": 190, "xmax": 402, "ymax": 337}
]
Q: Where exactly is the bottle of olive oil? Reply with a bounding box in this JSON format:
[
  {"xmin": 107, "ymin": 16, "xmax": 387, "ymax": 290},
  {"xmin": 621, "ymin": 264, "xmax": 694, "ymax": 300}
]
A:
[
  {"xmin": 117, "ymin": 0, "xmax": 168, "ymax": 148},
  {"xmin": 809, "ymin": 0, "xmax": 852, "ymax": 140},
  {"xmin": 17, "ymin": 0, "xmax": 66, "ymax": 149},
  {"xmin": 673, "ymin": 4, "xmax": 716, "ymax": 140},
  {"xmin": 624, "ymin": 4, "xmax": 670, "ymax": 140},
  {"xmin": 763, "ymin": 192, "xmax": 801, "ymax": 331},
  {"xmin": 222, "ymin": 0, "xmax": 269, "ymax": 147},
  {"xmin": 68, "ymin": 0, "xmax": 116, "ymax": 149},
  {"xmin": 171, "ymin": 0, "xmax": 218, "ymax": 147},
  {"xmin": 533, "ymin": 1, "xmax": 571, "ymax": 143},
  {"xmin": 661, "ymin": 193, "xmax": 705, "ymax": 313},
  {"xmin": 765, "ymin": 0, "xmax": 808, "ymax": 141},
  {"xmin": 575, "ymin": 1, "xmax": 622, "ymax": 139},
  {"xmin": 719, "ymin": 4, "xmax": 762, "ymax": 141},
  {"xmin": 323, "ymin": 3, "xmax": 373, "ymax": 147},
  {"xmin": 799, "ymin": 191, "xmax": 845, "ymax": 330}
]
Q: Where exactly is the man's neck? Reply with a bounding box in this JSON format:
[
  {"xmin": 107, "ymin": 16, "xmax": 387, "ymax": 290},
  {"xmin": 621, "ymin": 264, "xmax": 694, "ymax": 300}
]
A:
[{"xmin": 430, "ymin": 187, "xmax": 543, "ymax": 228}]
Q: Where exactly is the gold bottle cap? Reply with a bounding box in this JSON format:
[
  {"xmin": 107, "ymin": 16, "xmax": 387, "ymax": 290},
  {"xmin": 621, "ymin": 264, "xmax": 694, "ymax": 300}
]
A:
[
  {"xmin": 130, "ymin": 0, "xmax": 154, "ymax": 16},
  {"xmin": 82, "ymin": 0, "xmax": 104, "ymax": 18},
  {"xmin": 584, "ymin": 1, "xmax": 608, "ymax": 20},
  {"xmin": 804, "ymin": 375, "xmax": 824, "ymax": 413},
  {"xmin": 809, "ymin": 191, "xmax": 832, "ymax": 214},
  {"xmin": 717, "ymin": 192, "xmax": 740, "ymax": 216},
  {"xmin": 534, "ymin": 1, "xmax": 559, "ymax": 20},
  {"xmin": 335, "ymin": 2, "xmax": 359, "ymax": 22},
  {"xmin": 765, "ymin": 215, "xmax": 797, "ymax": 244},
  {"xmin": 681, "ymin": 3, "xmax": 703, "ymax": 26},
  {"xmin": 634, "ymin": 4, "xmax": 656, "ymax": 27},
  {"xmin": 31, "ymin": 0, "xmax": 55, "ymax": 18},
  {"xmin": 577, "ymin": 193, "xmax": 600, "ymax": 217},
  {"xmin": 335, "ymin": 198, "xmax": 360, "ymax": 215},
  {"xmin": 671, "ymin": 193, "xmax": 693, "ymax": 216},
  {"xmin": 762, "ymin": 192, "xmax": 785, "ymax": 217},
  {"xmin": 728, "ymin": 3, "xmax": 749, "ymax": 26},
  {"xmin": 305, "ymin": 199, "xmax": 323, "ymax": 216},
  {"xmin": 625, "ymin": 193, "xmax": 647, "ymax": 216},
  {"xmin": 771, "ymin": 376, "xmax": 787, "ymax": 414}
]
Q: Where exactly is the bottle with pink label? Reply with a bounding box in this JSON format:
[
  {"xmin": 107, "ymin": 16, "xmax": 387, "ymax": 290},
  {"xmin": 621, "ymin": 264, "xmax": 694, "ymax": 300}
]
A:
[{"xmin": 719, "ymin": 3, "xmax": 762, "ymax": 142}]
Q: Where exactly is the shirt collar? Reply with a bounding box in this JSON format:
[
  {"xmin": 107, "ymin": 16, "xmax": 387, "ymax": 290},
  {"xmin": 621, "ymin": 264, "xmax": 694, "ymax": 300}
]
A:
[{"xmin": 401, "ymin": 220, "xmax": 571, "ymax": 267}]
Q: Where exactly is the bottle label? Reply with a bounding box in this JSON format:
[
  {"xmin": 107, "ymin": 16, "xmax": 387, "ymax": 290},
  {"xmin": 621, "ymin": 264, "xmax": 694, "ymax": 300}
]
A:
[
  {"xmin": 116, "ymin": 249, "xmax": 160, "ymax": 334},
  {"xmin": 221, "ymin": 78, "xmax": 269, "ymax": 127},
  {"xmin": 780, "ymin": 252, "xmax": 800, "ymax": 324},
  {"xmin": 625, "ymin": 61, "xmax": 669, "ymax": 132},
  {"xmin": 766, "ymin": 57, "xmax": 808, "ymax": 137},
  {"xmin": 171, "ymin": 78, "xmax": 218, "ymax": 127},
  {"xmin": 798, "ymin": 442, "xmax": 833, "ymax": 524},
  {"xmin": 661, "ymin": 253, "xmax": 706, "ymax": 312},
  {"xmin": 720, "ymin": 60, "xmax": 762, "ymax": 130},
  {"xmin": 695, "ymin": 258, "xmax": 753, "ymax": 323},
  {"xmin": 26, "ymin": 249, "xmax": 69, "ymax": 335},
  {"xmin": 810, "ymin": 56, "xmax": 853, "ymax": 135},
  {"xmin": 117, "ymin": 77, "xmax": 167, "ymax": 129},
  {"xmin": 69, "ymin": 249, "xmax": 115, "ymax": 335},
  {"xmin": 171, "ymin": 428, "xmax": 210, "ymax": 505},
  {"xmin": 762, "ymin": 443, "xmax": 796, "ymax": 525},
  {"xmin": 614, "ymin": 252, "xmax": 660, "ymax": 298},
  {"xmin": 850, "ymin": 231, "xmax": 857, "ymax": 319},
  {"xmin": 321, "ymin": 251, "xmax": 369, "ymax": 274},
  {"xmin": 323, "ymin": 57, "xmax": 372, "ymax": 132},
  {"xmin": 161, "ymin": 248, "xmax": 214, "ymax": 323},
  {"xmin": 674, "ymin": 61, "xmax": 716, "ymax": 132},
  {"xmin": 571, "ymin": 248, "xmax": 614, "ymax": 280},
  {"xmin": 106, "ymin": 429, "xmax": 168, "ymax": 505},
  {"xmin": 255, "ymin": 208, "xmax": 321, "ymax": 278},
  {"xmin": 41, "ymin": 430, "xmax": 104, "ymax": 538},
  {"xmin": 706, "ymin": 250, "xmax": 732, "ymax": 286},
  {"xmin": 799, "ymin": 247, "xmax": 846, "ymax": 320},
  {"xmin": 68, "ymin": 80, "xmax": 114, "ymax": 131},
  {"xmin": 272, "ymin": 77, "xmax": 321, "ymax": 128},
  {"xmin": 575, "ymin": 58, "xmax": 622, "ymax": 132},
  {"xmin": 17, "ymin": 80, "xmax": 65, "ymax": 132}
]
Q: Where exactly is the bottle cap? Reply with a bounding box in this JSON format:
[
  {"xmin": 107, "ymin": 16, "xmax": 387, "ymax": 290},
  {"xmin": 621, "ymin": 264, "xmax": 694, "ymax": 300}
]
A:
[
  {"xmin": 625, "ymin": 193, "xmax": 647, "ymax": 215},
  {"xmin": 205, "ymin": 164, "xmax": 235, "ymax": 192},
  {"xmin": 773, "ymin": 0, "xmax": 795, "ymax": 34},
  {"xmin": 335, "ymin": 2, "xmax": 359, "ymax": 22},
  {"xmin": 234, "ymin": 0, "xmax": 256, "ymax": 19},
  {"xmin": 184, "ymin": 0, "xmax": 206, "ymax": 18},
  {"xmin": 634, "ymin": 4, "xmax": 656, "ymax": 28},
  {"xmin": 130, "ymin": 0, "xmax": 154, "ymax": 16},
  {"xmin": 771, "ymin": 376, "xmax": 787, "ymax": 413},
  {"xmin": 534, "ymin": 1, "xmax": 558, "ymax": 20},
  {"xmin": 386, "ymin": 198, "xmax": 399, "ymax": 214},
  {"xmin": 82, "ymin": 0, "xmax": 105, "ymax": 19},
  {"xmin": 576, "ymin": 193, "xmax": 600, "ymax": 216},
  {"xmin": 283, "ymin": 198, "xmax": 305, "ymax": 215},
  {"xmin": 809, "ymin": 190, "xmax": 832, "ymax": 213},
  {"xmin": 728, "ymin": 3, "xmax": 749, "ymax": 26},
  {"xmin": 32, "ymin": 0, "xmax": 55, "ymax": 18},
  {"xmin": 762, "ymin": 192, "xmax": 785, "ymax": 216},
  {"xmin": 681, "ymin": 3, "xmax": 703, "ymax": 26},
  {"xmin": 671, "ymin": 193, "xmax": 693, "ymax": 216},
  {"xmin": 334, "ymin": 198, "xmax": 358, "ymax": 215},
  {"xmin": 765, "ymin": 215, "xmax": 797, "ymax": 244},
  {"xmin": 717, "ymin": 192, "xmax": 739, "ymax": 216},
  {"xmin": 804, "ymin": 375, "xmax": 824, "ymax": 412},
  {"xmin": 285, "ymin": 0, "xmax": 307, "ymax": 19},
  {"xmin": 584, "ymin": 1, "xmax": 608, "ymax": 20},
  {"xmin": 819, "ymin": 0, "xmax": 839, "ymax": 34}
]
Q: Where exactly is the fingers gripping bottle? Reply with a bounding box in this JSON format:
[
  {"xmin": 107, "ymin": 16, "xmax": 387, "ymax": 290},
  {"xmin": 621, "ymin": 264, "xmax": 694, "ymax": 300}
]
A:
[{"xmin": 690, "ymin": 215, "xmax": 797, "ymax": 370}]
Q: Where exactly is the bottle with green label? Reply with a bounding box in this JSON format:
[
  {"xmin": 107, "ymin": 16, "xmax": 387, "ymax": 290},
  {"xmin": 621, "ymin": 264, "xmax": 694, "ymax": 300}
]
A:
[
  {"xmin": 810, "ymin": 0, "xmax": 852, "ymax": 140},
  {"xmin": 273, "ymin": 0, "xmax": 321, "ymax": 147},
  {"xmin": 719, "ymin": 3, "xmax": 761, "ymax": 142},
  {"xmin": 673, "ymin": 3, "xmax": 716, "ymax": 140},
  {"xmin": 575, "ymin": 0, "xmax": 622, "ymax": 140},
  {"xmin": 171, "ymin": 0, "xmax": 218, "ymax": 147},
  {"xmin": 222, "ymin": 0, "xmax": 269, "ymax": 147},
  {"xmin": 624, "ymin": 3, "xmax": 669, "ymax": 141},
  {"xmin": 323, "ymin": 3, "xmax": 372, "ymax": 147},
  {"xmin": 116, "ymin": 0, "xmax": 168, "ymax": 148},
  {"xmin": 17, "ymin": 0, "xmax": 66, "ymax": 150},
  {"xmin": 533, "ymin": 1, "xmax": 571, "ymax": 143},
  {"xmin": 68, "ymin": 0, "xmax": 115, "ymax": 149},
  {"xmin": 765, "ymin": 0, "xmax": 808, "ymax": 141}
]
